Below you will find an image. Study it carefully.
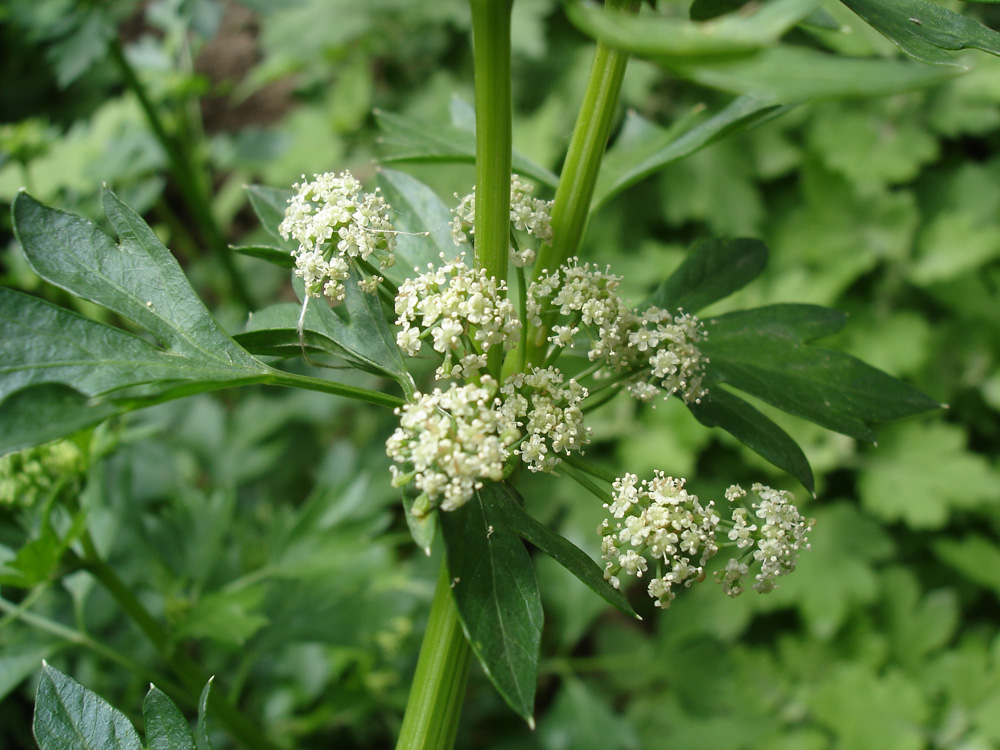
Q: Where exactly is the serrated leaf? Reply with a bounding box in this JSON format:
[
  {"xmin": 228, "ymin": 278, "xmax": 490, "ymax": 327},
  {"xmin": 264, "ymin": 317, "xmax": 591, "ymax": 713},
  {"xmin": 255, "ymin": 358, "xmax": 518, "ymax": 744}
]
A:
[
  {"xmin": 567, "ymin": 0, "xmax": 822, "ymax": 60},
  {"xmin": 880, "ymin": 568, "xmax": 959, "ymax": 666},
  {"xmin": 440, "ymin": 483, "xmax": 543, "ymax": 723},
  {"xmin": 374, "ymin": 110, "xmax": 559, "ymax": 189},
  {"xmin": 488, "ymin": 482, "xmax": 638, "ymax": 619},
  {"xmin": 230, "ymin": 244, "xmax": 295, "ymax": 268},
  {"xmin": 592, "ymin": 96, "xmax": 785, "ymax": 210},
  {"xmin": 643, "ymin": 237, "xmax": 768, "ymax": 314},
  {"xmin": 688, "ymin": 386, "xmax": 814, "ymax": 493},
  {"xmin": 34, "ymin": 663, "xmax": 142, "ymax": 750},
  {"xmin": 173, "ymin": 586, "xmax": 269, "ymax": 646},
  {"xmin": 376, "ymin": 168, "xmax": 458, "ymax": 279},
  {"xmin": 15, "ymin": 188, "xmax": 261, "ymax": 368},
  {"xmin": 668, "ymin": 45, "xmax": 961, "ymax": 102},
  {"xmin": 700, "ymin": 304, "xmax": 940, "ymax": 441},
  {"xmin": 48, "ymin": 11, "xmax": 115, "ymax": 88},
  {"xmin": 840, "ymin": 0, "xmax": 1000, "ymax": 65},
  {"xmin": 858, "ymin": 422, "xmax": 1000, "ymax": 529},
  {"xmin": 144, "ymin": 686, "xmax": 197, "ymax": 750}
]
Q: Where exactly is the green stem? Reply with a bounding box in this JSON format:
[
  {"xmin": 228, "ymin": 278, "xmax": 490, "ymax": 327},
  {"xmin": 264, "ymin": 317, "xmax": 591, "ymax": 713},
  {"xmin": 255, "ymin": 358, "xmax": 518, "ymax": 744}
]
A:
[
  {"xmin": 264, "ymin": 368, "xmax": 406, "ymax": 408},
  {"xmin": 77, "ymin": 537, "xmax": 282, "ymax": 750},
  {"xmin": 395, "ymin": 559, "xmax": 473, "ymax": 750},
  {"xmin": 528, "ymin": 0, "xmax": 640, "ymax": 364},
  {"xmin": 470, "ymin": 0, "xmax": 514, "ymax": 379},
  {"xmin": 108, "ymin": 40, "xmax": 254, "ymax": 310}
]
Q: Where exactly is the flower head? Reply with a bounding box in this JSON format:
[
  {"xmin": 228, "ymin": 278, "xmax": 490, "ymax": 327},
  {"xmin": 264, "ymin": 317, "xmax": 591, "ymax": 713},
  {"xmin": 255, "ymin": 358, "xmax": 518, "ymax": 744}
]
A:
[{"xmin": 280, "ymin": 171, "xmax": 396, "ymax": 301}]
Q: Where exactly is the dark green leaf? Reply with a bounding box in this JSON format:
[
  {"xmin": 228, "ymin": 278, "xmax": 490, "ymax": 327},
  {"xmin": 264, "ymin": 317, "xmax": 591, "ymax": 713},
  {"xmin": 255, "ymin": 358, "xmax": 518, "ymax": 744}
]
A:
[
  {"xmin": 0, "ymin": 384, "xmax": 119, "ymax": 455},
  {"xmin": 700, "ymin": 304, "xmax": 941, "ymax": 441},
  {"xmin": 567, "ymin": 0, "xmax": 822, "ymax": 59},
  {"xmin": 235, "ymin": 303, "xmax": 361, "ymax": 360},
  {"xmin": 687, "ymin": 386, "xmax": 815, "ymax": 493},
  {"xmin": 374, "ymin": 110, "xmax": 559, "ymax": 189},
  {"xmin": 144, "ymin": 686, "xmax": 197, "ymax": 750},
  {"xmin": 230, "ymin": 244, "xmax": 295, "ymax": 268},
  {"xmin": 593, "ymin": 96, "xmax": 785, "ymax": 209},
  {"xmin": 840, "ymin": 0, "xmax": 1000, "ymax": 65},
  {"xmin": 14, "ymin": 188, "xmax": 261, "ymax": 369},
  {"xmin": 668, "ymin": 45, "xmax": 961, "ymax": 101},
  {"xmin": 244, "ymin": 185, "xmax": 296, "ymax": 246},
  {"xmin": 34, "ymin": 663, "xmax": 142, "ymax": 750},
  {"xmin": 377, "ymin": 168, "xmax": 458, "ymax": 278},
  {"xmin": 489, "ymin": 483, "xmax": 638, "ymax": 619},
  {"xmin": 643, "ymin": 237, "xmax": 768, "ymax": 314},
  {"xmin": 440, "ymin": 483, "xmax": 543, "ymax": 723}
]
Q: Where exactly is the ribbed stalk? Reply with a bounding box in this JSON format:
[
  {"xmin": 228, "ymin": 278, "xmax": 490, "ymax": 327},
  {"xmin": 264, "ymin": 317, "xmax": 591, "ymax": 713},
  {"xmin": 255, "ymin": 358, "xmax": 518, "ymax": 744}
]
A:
[{"xmin": 395, "ymin": 560, "xmax": 473, "ymax": 750}]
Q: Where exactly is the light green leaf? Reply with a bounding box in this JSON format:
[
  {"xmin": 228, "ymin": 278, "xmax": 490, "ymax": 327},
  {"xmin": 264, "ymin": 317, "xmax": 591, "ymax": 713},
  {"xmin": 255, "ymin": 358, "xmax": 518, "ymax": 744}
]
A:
[
  {"xmin": 34, "ymin": 663, "xmax": 143, "ymax": 750},
  {"xmin": 0, "ymin": 644, "xmax": 58, "ymax": 703},
  {"xmin": 489, "ymin": 482, "xmax": 638, "ymax": 619},
  {"xmin": 700, "ymin": 304, "xmax": 940, "ymax": 441},
  {"xmin": 880, "ymin": 567, "xmax": 959, "ymax": 666},
  {"xmin": 858, "ymin": 422, "xmax": 1000, "ymax": 529},
  {"xmin": 144, "ymin": 686, "xmax": 197, "ymax": 750},
  {"xmin": 669, "ymin": 45, "xmax": 961, "ymax": 102},
  {"xmin": 643, "ymin": 237, "xmax": 768, "ymax": 314},
  {"xmin": 933, "ymin": 534, "xmax": 1000, "ymax": 593},
  {"xmin": 592, "ymin": 96, "xmax": 785, "ymax": 210},
  {"xmin": 196, "ymin": 679, "xmax": 213, "ymax": 750},
  {"xmin": 840, "ymin": 0, "xmax": 1000, "ymax": 64},
  {"xmin": 173, "ymin": 586, "xmax": 269, "ymax": 647},
  {"xmin": 538, "ymin": 677, "xmax": 639, "ymax": 750},
  {"xmin": 568, "ymin": 0, "xmax": 822, "ymax": 59},
  {"xmin": 440, "ymin": 483, "xmax": 543, "ymax": 723},
  {"xmin": 911, "ymin": 209, "xmax": 1000, "ymax": 284}
]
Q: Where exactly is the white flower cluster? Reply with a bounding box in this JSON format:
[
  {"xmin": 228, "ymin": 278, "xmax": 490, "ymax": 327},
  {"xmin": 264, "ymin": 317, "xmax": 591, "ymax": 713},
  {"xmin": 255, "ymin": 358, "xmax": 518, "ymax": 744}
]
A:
[
  {"xmin": 528, "ymin": 260, "xmax": 707, "ymax": 404},
  {"xmin": 599, "ymin": 472, "xmax": 720, "ymax": 609},
  {"xmin": 498, "ymin": 366, "xmax": 590, "ymax": 472},
  {"xmin": 716, "ymin": 484, "xmax": 814, "ymax": 596},
  {"xmin": 394, "ymin": 255, "xmax": 521, "ymax": 380},
  {"xmin": 600, "ymin": 476, "xmax": 813, "ymax": 608},
  {"xmin": 451, "ymin": 175, "xmax": 553, "ymax": 266},
  {"xmin": 279, "ymin": 171, "xmax": 396, "ymax": 301},
  {"xmin": 385, "ymin": 379, "xmax": 516, "ymax": 512}
]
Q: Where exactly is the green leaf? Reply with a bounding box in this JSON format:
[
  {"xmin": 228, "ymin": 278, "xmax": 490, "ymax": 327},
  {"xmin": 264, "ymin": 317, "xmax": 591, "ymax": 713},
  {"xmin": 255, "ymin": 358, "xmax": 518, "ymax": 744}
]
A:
[
  {"xmin": 196, "ymin": 679, "xmax": 213, "ymax": 750},
  {"xmin": 47, "ymin": 10, "xmax": 115, "ymax": 88},
  {"xmin": 858, "ymin": 422, "xmax": 1000, "ymax": 529},
  {"xmin": 13, "ymin": 188, "xmax": 262, "ymax": 369},
  {"xmin": 230, "ymin": 244, "xmax": 295, "ymax": 269},
  {"xmin": 34, "ymin": 662, "xmax": 143, "ymax": 750},
  {"xmin": 402, "ymin": 491, "xmax": 436, "ymax": 557},
  {"xmin": 173, "ymin": 586, "xmax": 269, "ymax": 647},
  {"xmin": 840, "ymin": 0, "xmax": 1000, "ymax": 65},
  {"xmin": 643, "ymin": 237, "xmax": 768, "ymax": 314},
  {"xmin": 144, "ymin": 686, "xmax": 197, "ymax": 750},
  {"xmin": 0, "ymin": 384, "xmax": 119, "ymax": 456},
  {"xmin": 538, "ymin": 677, "xmax": 640, "ymax": 750},
  {"xmin": 700, "ymin": 304, "xmax": 941, "ymax": 441},
  {"xmin": 592, "ymin": 96, "xmax": 785, "ymax": 210},
  {"xmin": 933, "ymin": 535, "xmax": 1000, "ymax": 593},
  {"xmin": 668, "ymin": 45, "xmax": 961, "ymax": 102},
  {"xmin": 244, "ymin": 184, "xmax": 296, "ymax": 246},
  {"xmin": 567, "ymin": 0, "xmax": 823, "ymax": 59},
  {"xmin": 374, "ymin": 110, "xmax": 559, "ymax": 189},
  {"xmin": 0, "ymin": 644, "xmax": 59, "ymax": 703},
  {"xmin": 687, "ymin": 386, "xmax": 815, "ymax": 493},
  {"xmin": 439, "ymin": 483, "xmax": 543, "ymax": 723},
  {"xmin": 377, "ymin": 168, "xmax": 458, "ymax": 279},
  {"xmin": 488, "ymin": 482, "xmax": 638, "ymax": 619}
]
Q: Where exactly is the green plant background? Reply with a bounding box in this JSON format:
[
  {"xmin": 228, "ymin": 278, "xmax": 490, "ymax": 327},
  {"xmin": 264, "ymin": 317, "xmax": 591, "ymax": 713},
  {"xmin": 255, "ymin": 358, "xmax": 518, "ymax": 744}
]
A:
[{"xmin": 2, "ymin": 0, "xmax": 1000, "ymax": 748}]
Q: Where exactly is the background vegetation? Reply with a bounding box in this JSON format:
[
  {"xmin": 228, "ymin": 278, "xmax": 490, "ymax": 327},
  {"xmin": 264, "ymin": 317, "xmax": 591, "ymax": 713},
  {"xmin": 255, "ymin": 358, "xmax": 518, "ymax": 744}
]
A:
[{"xmin": 1, "ymin": 0, "xmax": 999, "ymax": 748}]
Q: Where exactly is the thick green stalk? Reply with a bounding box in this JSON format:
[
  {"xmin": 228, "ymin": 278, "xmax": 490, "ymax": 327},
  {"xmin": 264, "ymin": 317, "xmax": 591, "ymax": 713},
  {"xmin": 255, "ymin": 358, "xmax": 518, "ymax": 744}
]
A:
[
  {"xmin": 528, "ymin": 0, "xmax": 640, "ymax": 364},
  {"xmin": 395, "ymin": 559, "xmax": 473, "ymax": 750},
  {"xmin": 108, "ymin": 40, "xmax": 254, "ymax": 310},
  {"xmin": 535, "ymin": 0, "xmax": 640, "ymax": 274},
  {"xmin": 471, "ymin": 0, "xmax": 514, "ymax": 379}
]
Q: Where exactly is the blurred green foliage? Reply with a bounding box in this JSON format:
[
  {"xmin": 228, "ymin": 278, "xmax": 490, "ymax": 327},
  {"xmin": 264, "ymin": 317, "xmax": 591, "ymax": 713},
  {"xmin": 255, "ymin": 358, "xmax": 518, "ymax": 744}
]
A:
[{"xmin": 2, "ymin": 0, "xmax": 999, "ymax": 748}]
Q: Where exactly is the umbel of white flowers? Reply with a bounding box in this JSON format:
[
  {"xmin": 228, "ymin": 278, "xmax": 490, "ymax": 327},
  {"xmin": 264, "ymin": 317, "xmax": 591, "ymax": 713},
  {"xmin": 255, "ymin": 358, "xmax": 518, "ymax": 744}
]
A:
[{"xmin": 600, "ymin": 476, "xmax": 814, "ymax": 609}]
